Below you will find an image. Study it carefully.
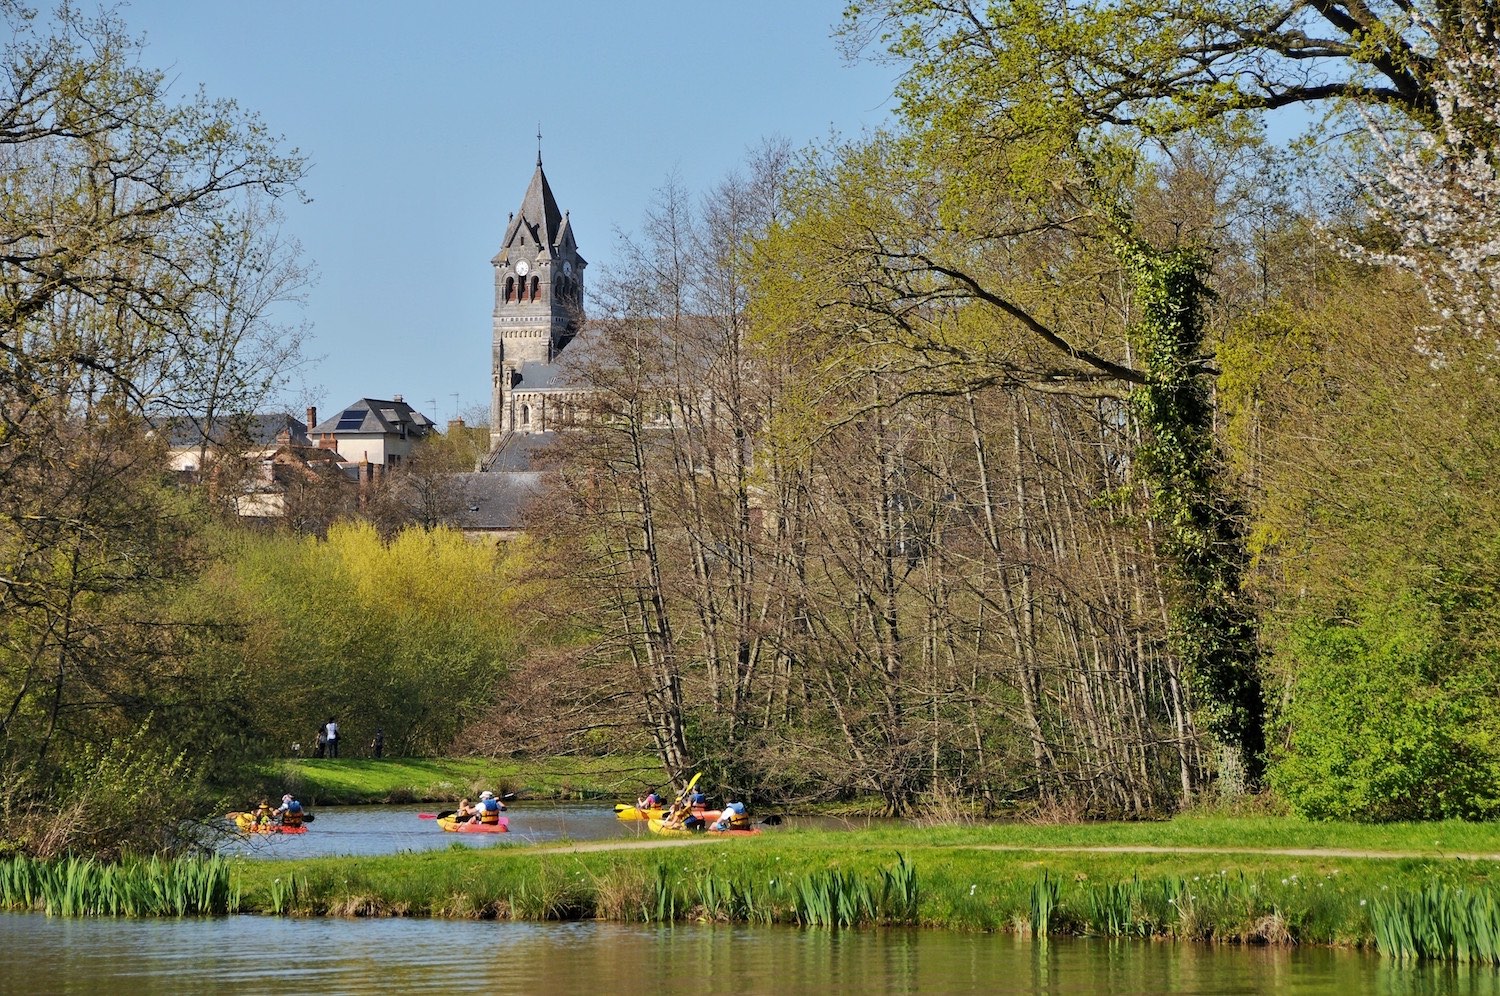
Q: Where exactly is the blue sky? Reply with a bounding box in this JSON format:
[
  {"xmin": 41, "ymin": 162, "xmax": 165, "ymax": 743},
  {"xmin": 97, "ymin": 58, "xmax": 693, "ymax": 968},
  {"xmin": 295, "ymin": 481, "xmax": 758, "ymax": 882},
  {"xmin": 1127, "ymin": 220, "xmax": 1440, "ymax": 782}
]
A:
[{"xmin": 119, "ymin": 1, "xmax": 897, "ymax": 427}]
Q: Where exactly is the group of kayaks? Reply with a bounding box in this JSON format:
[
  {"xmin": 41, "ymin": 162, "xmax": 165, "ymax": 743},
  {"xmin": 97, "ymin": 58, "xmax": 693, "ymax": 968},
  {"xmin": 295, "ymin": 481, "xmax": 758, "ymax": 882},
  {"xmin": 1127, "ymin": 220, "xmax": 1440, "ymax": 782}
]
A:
[
  {"xmin": 615, "ymin": 774, "xmax": 762, "ymax": 837},
  {"xmin": 229, "ymin": 773, "xmax": 762, "ymax": 839}
]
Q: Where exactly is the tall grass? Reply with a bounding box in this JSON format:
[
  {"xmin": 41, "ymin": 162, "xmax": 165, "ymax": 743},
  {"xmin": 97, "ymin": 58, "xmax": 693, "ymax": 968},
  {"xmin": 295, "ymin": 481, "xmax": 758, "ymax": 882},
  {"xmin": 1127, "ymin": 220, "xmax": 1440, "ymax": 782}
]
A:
[
  {"xmin": 1369, "ymin": 883, "xmax": 1500, "ymax": 964},
  {"xmin": 0, "ymin": 854, "xmax": 238, "ymax": 916}
]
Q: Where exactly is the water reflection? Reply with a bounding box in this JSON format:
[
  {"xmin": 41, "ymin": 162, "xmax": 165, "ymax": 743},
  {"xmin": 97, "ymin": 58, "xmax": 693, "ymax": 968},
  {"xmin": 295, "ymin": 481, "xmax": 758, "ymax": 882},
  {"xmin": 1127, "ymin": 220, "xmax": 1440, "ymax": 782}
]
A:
[{"xmin": 1, "ymin": 915, "xmax": 1494, "ymax": 994}]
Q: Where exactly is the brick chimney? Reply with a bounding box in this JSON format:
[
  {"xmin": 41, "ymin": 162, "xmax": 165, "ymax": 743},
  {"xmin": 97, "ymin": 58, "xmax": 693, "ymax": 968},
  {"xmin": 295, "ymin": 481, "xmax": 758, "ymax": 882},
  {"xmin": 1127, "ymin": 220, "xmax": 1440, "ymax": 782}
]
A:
[{"xmin": 306, "ymin": 406, "xmax": 317, "ymax": 431}]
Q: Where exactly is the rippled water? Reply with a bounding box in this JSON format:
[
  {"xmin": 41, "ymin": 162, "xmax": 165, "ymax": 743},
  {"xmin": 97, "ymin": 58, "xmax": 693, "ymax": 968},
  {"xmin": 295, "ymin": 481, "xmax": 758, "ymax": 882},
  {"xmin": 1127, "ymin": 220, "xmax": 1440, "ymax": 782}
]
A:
[{"xmin": 2, "ymin": 914, "xmax": 1493, "ymax": 994}]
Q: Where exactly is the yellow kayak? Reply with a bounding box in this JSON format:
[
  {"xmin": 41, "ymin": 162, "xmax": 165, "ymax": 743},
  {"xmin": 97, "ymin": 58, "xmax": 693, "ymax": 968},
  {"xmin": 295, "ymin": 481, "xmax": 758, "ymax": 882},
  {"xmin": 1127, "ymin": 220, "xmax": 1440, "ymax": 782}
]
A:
[
  {"xmin": 648, "ymin": 812, "xmax": 759, "ymax": 837},
  {"xmin": 616, "ymin": 805, "xmax": 664, "ymax": 821}
]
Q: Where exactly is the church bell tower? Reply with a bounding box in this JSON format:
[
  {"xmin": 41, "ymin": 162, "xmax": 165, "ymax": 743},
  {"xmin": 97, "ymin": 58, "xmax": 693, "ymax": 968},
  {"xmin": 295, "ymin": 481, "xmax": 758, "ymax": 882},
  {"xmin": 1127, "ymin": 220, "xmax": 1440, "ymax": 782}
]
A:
[{"xmin": 490, "ymin": 154, "xmax": 586, "ymax": 446}]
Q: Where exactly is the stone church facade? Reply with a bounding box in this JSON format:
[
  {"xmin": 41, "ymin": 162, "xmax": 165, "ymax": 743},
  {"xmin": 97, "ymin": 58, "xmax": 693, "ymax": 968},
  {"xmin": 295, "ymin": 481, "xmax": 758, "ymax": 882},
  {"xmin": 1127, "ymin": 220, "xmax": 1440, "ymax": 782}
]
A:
[{"xmin": 489, "ymin": 156, "xmax": 587, "ymax": 449}]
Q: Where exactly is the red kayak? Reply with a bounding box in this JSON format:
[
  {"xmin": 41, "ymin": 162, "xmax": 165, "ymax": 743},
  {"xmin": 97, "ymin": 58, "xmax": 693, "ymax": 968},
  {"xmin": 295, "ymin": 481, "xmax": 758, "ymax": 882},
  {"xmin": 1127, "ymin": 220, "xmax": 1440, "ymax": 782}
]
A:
[
  {"xmin": 437, "ymin": 815, "xmax": 509, "ymax": 833},
  {"xmin": 231, "ymin": 812, "xmax": 308, "ymax": 834}
]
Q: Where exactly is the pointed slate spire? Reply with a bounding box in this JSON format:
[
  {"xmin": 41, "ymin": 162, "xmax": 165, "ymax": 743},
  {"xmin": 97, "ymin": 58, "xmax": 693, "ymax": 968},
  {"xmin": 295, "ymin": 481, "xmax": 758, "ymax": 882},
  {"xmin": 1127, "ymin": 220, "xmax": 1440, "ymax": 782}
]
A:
[{"xmin": 504, "ymin": 160, "xmax": 564, "ymax": 254}]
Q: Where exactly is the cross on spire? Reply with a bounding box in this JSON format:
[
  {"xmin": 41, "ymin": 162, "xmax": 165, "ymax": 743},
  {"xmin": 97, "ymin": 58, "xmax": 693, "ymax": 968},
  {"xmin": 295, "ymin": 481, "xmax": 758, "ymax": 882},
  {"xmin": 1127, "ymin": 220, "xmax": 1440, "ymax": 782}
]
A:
[{"xmin": 536, "ymin": 123, "xmax": 542, "ymax": 166}]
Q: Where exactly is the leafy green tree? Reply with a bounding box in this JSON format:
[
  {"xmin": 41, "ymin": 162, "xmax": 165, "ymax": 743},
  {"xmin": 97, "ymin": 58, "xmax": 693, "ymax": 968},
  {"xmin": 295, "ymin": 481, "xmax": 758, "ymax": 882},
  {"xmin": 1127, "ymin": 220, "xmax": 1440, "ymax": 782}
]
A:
[{"xmin": 0, "ymin": 3, "xmax": 306, "ymax": 851}]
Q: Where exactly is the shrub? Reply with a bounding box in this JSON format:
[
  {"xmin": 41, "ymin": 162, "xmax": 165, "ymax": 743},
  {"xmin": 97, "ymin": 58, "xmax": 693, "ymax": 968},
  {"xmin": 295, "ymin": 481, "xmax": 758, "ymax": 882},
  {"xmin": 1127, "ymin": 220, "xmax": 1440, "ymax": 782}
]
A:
[{"xmin": 1269, "ymin": 610, "xmax": 1500, "ymax": 821}]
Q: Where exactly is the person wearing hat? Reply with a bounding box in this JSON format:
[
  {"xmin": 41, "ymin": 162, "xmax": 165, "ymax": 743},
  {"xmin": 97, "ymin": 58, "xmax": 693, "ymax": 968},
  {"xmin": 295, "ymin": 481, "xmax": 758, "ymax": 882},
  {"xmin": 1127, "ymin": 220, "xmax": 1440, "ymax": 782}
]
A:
[
  {"xmin": 274, "ymin": 793, "xmax": 305, "ymax": 828},
  {"xmin": 472, "ymin": 790, "xmax": 506, "ymax": 825},
  {"xmin": 252, "ymin": 799, "xmax": 275, "ymax": 828}
]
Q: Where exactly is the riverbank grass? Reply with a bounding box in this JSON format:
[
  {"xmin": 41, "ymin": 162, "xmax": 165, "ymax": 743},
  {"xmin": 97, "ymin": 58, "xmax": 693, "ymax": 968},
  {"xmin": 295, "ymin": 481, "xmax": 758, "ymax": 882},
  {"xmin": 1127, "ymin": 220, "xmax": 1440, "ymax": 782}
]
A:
[{"xmin": 219, "ymin": 822, "xmax": 1500, "ymax": 961}]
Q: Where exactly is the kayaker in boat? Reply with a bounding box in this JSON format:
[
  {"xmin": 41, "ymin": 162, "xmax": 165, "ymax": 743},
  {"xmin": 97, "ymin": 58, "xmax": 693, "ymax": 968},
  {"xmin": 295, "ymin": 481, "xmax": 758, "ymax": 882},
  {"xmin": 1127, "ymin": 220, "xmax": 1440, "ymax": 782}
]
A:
[
  {"xmin": 637, "ymin": 789, "xmax": 659, "ymax": 811},
  {"xmin": 472, "ymin": 790, "xmax": 505, "ymax": 825},
  {"xmin": 274, "ymin": 794, "xmax": 305, "ymax": 828},
  {"xmin": 455, "ymin": 798, "xmax": 477, "ymax": 821},
  {"xmin": 252, "ymin": 799, "xmax": 275, "ymax": 828},
  {"xmin": 658, "ymin": 799, "xmax": 688, "ymax": 829},
  {"xmin": 690, "ymin": 789, "xmax": 706, "ymax": 807},
  {"xmin": 712, "ymin": 801, "xmax": 750, "ymax": 831}
]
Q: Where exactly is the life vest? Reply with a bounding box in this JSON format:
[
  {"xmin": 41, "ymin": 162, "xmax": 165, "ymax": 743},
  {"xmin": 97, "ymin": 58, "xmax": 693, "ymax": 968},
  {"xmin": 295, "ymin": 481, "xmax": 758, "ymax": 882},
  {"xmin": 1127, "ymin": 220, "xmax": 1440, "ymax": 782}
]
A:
[
  {"xmin": 718, "ymin": 802, "xmax": 750, "ymax": 830},
  {"xmin": 478, "ymin": 799, "xmax": 501, "ymax": 824},
  {"xmin": 282, "ymin": 802, "xmax": 303, "ymax": 827}
]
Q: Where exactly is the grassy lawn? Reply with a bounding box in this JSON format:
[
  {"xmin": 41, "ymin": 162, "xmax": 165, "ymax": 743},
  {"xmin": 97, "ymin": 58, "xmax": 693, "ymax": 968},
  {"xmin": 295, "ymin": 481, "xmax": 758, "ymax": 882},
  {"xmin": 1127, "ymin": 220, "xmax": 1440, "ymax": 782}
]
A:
[
  {"xmin": 847, "ymin": 814, "xmax": 1500, "ymax": 856},
  {"xmin": 253, "ymin": 755, "xmax": 664, "ymax": 805}
]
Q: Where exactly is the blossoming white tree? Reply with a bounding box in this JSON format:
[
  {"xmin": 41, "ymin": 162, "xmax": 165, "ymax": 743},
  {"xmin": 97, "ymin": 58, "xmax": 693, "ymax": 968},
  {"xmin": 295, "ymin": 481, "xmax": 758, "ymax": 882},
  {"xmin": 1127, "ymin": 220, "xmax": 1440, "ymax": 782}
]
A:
[{"xmin": 1354, "ymin": 17, "xmax": 1500, "ymax": 349}]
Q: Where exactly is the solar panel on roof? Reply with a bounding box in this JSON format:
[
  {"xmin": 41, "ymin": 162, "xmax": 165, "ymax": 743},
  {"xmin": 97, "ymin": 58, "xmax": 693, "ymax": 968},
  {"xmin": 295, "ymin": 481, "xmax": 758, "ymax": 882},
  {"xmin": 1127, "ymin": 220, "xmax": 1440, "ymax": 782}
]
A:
[{"xmin": 335, "ymin": 409, "xmax": 365, "ymax": 430}]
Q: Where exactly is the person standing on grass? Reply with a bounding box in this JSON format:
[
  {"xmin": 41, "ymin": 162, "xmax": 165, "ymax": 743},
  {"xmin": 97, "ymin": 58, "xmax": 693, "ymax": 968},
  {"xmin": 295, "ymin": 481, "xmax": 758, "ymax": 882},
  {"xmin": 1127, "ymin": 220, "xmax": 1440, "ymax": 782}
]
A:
[
  {"xmin": 314, "ymin": 727, "xmax": 327, "ymax": 758},
  {"xmin": 371, "ymin": 727, "xmax": 384, "ymax": 758},
  {"xmin": 325, "ymin": 716, "xmax": 339, "ymax": 758}
]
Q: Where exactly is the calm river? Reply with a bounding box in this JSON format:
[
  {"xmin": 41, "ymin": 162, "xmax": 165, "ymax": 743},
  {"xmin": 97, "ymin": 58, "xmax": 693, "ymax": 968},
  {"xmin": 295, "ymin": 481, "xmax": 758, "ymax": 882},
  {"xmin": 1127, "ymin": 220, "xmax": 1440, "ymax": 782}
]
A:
[
  {"xmin": 1, "ymin": 915, "xmax": 1493, "ymax": 993},
  {"xmin": 216, "ymin": 802, "xmax": 871, "ymax": 858}
]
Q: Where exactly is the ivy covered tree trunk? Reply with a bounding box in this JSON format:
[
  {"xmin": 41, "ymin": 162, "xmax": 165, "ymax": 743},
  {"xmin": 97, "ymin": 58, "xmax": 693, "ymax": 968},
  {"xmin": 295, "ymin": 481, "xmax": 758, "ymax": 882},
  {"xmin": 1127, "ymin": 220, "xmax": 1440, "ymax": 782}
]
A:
[{"xmin": 1115, "ymin": 232, "xmax": 1265, "ymax": 787}]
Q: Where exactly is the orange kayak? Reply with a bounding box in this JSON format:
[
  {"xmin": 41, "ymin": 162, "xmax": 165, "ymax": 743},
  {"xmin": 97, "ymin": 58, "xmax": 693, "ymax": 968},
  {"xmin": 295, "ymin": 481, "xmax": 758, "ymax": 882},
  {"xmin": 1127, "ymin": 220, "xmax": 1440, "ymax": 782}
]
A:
[{"xmin": 437, "ymin": 815, "xmax": 509, "ymax": 833}]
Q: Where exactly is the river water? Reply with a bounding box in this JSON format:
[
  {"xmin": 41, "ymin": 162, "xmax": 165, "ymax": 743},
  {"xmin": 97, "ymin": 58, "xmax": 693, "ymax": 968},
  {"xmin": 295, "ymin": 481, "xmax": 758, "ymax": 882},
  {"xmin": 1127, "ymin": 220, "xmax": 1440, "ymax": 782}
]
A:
[
  {"xmin": 219, "ymin": 802, "xmax": 637, "ymax": 858},
  {"xmin": 216, "ymin": 802, "xmax": 871, "ymax": 858},
  {"xmin": 2, "ymin": 914, "xmax": 1493, "ymax": 993}
]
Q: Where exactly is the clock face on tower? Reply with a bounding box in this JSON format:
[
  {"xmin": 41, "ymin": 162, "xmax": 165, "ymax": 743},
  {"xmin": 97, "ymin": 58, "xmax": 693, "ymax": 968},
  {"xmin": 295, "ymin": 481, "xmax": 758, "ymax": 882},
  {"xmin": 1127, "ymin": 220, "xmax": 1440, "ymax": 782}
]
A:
[
  {"xmin": 562, "ymin": 260, "xmax": 573, "ymax": 276},
  {"xmin": 515, "ymin": 259, "xmax": 530, "ymax": 277}
]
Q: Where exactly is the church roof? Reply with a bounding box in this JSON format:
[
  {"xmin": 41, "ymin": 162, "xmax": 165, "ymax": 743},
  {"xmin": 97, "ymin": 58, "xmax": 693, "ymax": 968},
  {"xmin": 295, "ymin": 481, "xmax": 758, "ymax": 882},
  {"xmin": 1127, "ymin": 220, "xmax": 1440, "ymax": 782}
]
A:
[{"xmin": 445, "ymin": 471, "xmax": 544, "ymax": 531}]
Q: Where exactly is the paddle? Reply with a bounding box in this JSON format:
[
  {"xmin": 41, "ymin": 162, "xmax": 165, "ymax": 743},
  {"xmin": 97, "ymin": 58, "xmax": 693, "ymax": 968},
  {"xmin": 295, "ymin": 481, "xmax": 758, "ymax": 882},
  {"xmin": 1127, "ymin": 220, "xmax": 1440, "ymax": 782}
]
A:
[{"xmin": 658, "ymin": 772, "xmax": 701, "ymax": 828}]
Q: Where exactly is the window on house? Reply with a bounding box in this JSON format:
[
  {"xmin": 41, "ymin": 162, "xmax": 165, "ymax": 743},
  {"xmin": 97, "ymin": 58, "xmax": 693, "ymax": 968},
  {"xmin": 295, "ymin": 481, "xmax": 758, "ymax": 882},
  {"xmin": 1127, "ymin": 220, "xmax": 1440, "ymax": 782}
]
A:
[{"xmin": 521, "ymin": 404, "xmax": 530, "ymax": 426}]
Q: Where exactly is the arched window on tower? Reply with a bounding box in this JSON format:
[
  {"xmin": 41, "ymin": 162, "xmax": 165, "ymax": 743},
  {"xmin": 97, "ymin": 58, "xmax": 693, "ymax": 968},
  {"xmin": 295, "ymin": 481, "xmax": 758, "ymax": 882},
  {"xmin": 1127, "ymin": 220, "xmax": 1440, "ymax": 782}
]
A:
[
  {"xmin": 505, "ymin": 276, "xmax": 515, "ymax": 302},
  {"xmin": 530, "ymin": 275, "xmax": 540, "ymax": 301},
  {"xmin": 520, "ymin": 404, "xmax": 530, "ymax": 427}
]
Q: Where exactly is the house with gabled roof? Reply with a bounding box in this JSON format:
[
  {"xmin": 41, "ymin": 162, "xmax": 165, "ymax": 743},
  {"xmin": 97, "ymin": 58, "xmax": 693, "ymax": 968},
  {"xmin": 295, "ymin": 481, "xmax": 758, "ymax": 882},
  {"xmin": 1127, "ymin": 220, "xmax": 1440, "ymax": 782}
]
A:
[
  {"xmin": 309, "ymin": 396, "xmax": 436, "ymax": 471},
  {"xmin": 159, "ymin": 412, "xmax": 313, "ymax": 474}
]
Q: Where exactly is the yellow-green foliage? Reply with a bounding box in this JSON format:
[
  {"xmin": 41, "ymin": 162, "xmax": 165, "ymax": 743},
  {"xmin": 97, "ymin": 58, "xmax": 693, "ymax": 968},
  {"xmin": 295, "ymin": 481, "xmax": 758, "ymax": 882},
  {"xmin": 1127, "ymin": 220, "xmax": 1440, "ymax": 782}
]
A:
[{"xmin": 188, "ymin": 523, "xmax": 549, "ymax": 756}]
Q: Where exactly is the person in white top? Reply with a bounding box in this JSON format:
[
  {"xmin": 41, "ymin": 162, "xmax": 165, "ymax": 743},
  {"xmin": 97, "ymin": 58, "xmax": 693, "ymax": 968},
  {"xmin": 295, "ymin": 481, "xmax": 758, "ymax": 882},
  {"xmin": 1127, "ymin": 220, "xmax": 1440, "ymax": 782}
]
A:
[{"xmin": 325, "ymin": 717, "xmax": 339, "ymax": 758}]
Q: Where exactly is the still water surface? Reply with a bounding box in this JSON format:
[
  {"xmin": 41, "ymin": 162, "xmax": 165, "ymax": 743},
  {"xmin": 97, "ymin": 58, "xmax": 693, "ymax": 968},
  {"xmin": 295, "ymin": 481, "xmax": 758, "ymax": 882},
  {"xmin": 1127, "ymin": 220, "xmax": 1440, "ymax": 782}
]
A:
[
  {"xmin": 2, "ymin": 914, "xmax": 1494, "ymax": 994},
  {"xmin": 218, "ymin": 803, "xmax": 867, "ymax": 858},
  {"xmin": 219, "ymin": 802, "xmax": 637, "ymax": 858}
]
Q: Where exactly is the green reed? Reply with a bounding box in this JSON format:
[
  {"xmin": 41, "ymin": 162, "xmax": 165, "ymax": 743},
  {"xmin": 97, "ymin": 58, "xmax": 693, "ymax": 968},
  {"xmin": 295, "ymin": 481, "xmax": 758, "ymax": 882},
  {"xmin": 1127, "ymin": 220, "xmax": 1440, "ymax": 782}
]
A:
[
  {"xmin": 0, "ymin": 854, "xmax": 237, "ymax": 917},
  {"xmin": 1369, "ymin": 883, "xmax": 1500, "ymax": 964},
  {"xmin": 1029, "ymin": 871, "xmax": 1059, "ymax": 935},
  {"xmin": 647, "ymin": 862, "xmax": 677, "ymax": 922},
  {"xmin": 268, "ymin": 873, "xmax": 301, "ymax": 915},
  {"xmin": 792, "ymin": 867, "xmax": 886, "ymax": 928},
  {"xmin": 881, "ymin": 852, "xmax": 919, "ymax": 924}
]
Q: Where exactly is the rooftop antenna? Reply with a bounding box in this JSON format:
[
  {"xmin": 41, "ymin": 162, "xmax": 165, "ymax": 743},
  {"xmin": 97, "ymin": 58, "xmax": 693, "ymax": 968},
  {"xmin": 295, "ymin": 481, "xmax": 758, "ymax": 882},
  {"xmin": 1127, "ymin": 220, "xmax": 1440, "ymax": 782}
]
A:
[{"xmin": 425, "ymin": 398, "xmax": 437, "ymax": 424}]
